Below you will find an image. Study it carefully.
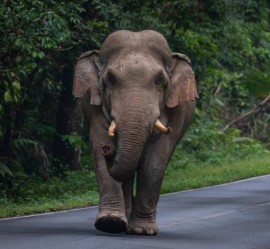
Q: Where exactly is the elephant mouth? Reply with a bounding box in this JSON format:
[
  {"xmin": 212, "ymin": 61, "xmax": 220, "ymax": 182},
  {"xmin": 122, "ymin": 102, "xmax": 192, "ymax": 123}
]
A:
[{"xmin": 107, "ymin": 119, "xmax": 171, "ymax": 138}]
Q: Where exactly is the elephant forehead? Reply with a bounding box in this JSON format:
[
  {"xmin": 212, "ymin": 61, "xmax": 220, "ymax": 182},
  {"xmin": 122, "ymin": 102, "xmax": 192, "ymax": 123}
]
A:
[
  {"xmin": 100, "ymin": 31, "xmax": 171, "ymax": 64},
  {"xmin": 110, "ymin": 53, "xmax": 162, "ymax": 73},
  {"xmin": 101, "ymin": 30, "xmax": 170, "ymax": 51}
]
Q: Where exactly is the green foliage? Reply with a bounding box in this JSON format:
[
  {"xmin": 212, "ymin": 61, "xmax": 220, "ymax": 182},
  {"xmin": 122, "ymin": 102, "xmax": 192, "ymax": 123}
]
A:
[
  {"xmin": 62, "ymin": 133, "xmax": 92, "ymax": 169},
  {"xmin": 0, "ymin": 162, "xmax": 13, "ymax": 177},
  {"xmin": 244, "ymin": 69, "xmax": 270, "ymax": 96},
  {"xmin": 0, "ymin": 0, "xmax": 104, "ymax": 184},
  {"xmin": 169, "ymin": 109, "xmax": 269, "ymax": 170},
  {"xmin": 62, "ymin": 134, "xmax": 87, "ymax": 150},
  {"xmin": 0, "ymin": 169, "xmax": 99, "ymax": 217},
  {"xmin": 0, "ymin": 168, "xmax": 97, "ymax": 204}
]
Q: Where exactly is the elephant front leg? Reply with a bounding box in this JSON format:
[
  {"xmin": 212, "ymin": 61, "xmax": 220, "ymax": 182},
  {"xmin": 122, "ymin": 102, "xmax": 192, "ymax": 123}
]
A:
[
  {"xmin": 88, "ymin": 106, "xmax": 128, "ymax": 233},
  {"xmin": 127, "ymin": 138, "xmax": 176, "ymax": 235},
  {"xmin": 126, "ymin": 170, "xmax": 162, "ymax": 235},
  {"xmin": 92, "ymin": 150, "xmax": 127, "ymax": 233}
]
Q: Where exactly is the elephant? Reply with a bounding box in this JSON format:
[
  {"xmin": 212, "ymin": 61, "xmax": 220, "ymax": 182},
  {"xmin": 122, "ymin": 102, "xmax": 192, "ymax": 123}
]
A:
[{"xmin": 73, "ymin": 30, "xmax": 198, "ymax": 235}]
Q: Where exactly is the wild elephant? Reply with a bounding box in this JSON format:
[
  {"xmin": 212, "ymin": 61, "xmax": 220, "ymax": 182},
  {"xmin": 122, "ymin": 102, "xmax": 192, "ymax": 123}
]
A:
[{"xmin": 73, "ymin": 30, "xmax": 198, "ymax": 235}]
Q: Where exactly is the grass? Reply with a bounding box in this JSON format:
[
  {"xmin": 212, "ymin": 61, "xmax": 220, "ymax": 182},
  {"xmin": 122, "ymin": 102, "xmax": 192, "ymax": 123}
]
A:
[
  {"xmin": 0, "ymin": 155, "xmax": 269, "ymax": 219},
  {"xmin": 162, "ymin": 156, "xmax": 270, "ymax": 193},
  {"xmin": 0, "ymin": 191, "xmax": 99, "ymax": 218},
  {"xmin": 0, "ymin": 170, "xmax": 99, "ymax": 218}
]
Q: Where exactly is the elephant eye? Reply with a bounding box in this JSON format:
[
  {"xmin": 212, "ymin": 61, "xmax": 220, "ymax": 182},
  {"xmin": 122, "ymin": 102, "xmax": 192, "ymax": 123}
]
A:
[
  {"xmin": 107, "ymin": 72, "xmax": 116, "ymax": 86},
  {"xmin": 155, "ymin": 74, "xmax": 164, "ymax": 86}
]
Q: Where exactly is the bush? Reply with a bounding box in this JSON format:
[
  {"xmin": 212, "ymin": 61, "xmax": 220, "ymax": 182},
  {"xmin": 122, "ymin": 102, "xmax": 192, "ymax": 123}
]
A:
[{"xmin": 169, "ymin": 110, "xmax": 269, "ymax": 170}]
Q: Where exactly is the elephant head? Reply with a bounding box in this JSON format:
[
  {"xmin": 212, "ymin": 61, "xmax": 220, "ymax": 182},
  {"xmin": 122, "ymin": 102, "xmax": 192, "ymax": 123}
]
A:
[{"xmin": 73, "ymin": 30, "xmax": 198, "ymax": 182}]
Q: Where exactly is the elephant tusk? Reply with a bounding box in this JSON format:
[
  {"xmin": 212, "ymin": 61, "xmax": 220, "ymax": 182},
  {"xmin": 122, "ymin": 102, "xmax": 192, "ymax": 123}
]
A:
[
  {"xmin": 108, "ymin": 120, "xmax": 116, "ymax": 137},
  {"xmin": 155, "ymin": 119, "xmax": 171, "ymax": 134}
]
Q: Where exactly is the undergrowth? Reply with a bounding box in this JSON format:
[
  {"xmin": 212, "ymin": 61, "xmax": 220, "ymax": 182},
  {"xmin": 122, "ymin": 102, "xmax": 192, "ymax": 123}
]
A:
[{"xmin": 0, "ymin": 117, "xmax": 269, "ymax": 218}]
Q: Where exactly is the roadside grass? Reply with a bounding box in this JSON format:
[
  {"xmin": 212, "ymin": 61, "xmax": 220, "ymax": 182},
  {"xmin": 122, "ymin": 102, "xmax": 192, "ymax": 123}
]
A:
[
  {"xmin": 0, "ymin": 191, "xmax": 99, "ymax": 218},
  {"xmin": 0, "ymin": 170, "xmax": 99, "ymax": 218},
  {"xmin": 162, "ymin": 156, "xmax": 270, "ymax": 193},
  {"xmin": 0, "ymin": 155, "xmax": 269, "ymax": 219}
]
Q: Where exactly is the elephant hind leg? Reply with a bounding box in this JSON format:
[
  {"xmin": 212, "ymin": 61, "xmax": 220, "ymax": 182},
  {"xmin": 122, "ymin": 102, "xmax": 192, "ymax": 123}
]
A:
[{"xmin": 95, "ymin": 211, "xmax": 127, "ymax": 234}]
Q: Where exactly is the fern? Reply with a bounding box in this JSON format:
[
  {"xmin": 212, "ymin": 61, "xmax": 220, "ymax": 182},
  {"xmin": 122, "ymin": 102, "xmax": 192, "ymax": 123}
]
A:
[
  {"xmin": 12, "ymin": 138, "xmax": 38, "ymax": 150},
  {"xmin": 11, "ymin": 138, "xmax": 49, "ymax": 179},
  {"xmin": 0, "ymin": 161, "xmax": 13, "ymax": 177}
]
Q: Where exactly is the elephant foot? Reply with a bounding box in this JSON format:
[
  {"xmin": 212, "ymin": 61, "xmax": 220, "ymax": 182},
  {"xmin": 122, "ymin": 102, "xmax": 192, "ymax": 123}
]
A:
[
  {"xmin": 95, "ymin": 211, "xmax": 127, "ymax": 234},
  {"xmin": 126, "ymin": 219, "xmax": 158, "ymax": 235}
]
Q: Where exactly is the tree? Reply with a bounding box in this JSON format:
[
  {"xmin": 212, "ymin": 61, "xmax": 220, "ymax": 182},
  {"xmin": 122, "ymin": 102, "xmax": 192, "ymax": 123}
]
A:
[{"xmin": 0, "ymin": 0, "xmax": 107, "ymax": 179}]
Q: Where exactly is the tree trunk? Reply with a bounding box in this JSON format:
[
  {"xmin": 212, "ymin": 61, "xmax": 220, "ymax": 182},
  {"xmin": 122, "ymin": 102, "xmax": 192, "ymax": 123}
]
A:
[{"xmin": 53, "ymin": 65, "xmax": 81, "ymax": 171}]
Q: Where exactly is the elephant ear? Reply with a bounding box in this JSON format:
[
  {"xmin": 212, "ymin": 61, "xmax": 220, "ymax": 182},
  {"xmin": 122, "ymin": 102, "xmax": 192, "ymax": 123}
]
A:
[
  {"xmin": 166, "ymin": 53, "xmax": 199, "ymax": 108},
  {"xmin": 73, "ymin": 50, "xmax": 102, "ymax": 105}
]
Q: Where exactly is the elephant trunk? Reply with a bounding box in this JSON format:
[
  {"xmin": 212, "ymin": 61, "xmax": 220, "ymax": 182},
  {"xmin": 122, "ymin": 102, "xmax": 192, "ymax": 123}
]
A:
[{"xmin": 107, "ymin": 110, "xmax": 149, "ymax": 182}]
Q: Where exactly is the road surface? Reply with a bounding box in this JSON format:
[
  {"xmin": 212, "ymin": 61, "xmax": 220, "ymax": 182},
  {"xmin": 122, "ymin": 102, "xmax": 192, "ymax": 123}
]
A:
[{"xmin": 1, "ymin": 175, "xmax": 270, "ymax": 249}]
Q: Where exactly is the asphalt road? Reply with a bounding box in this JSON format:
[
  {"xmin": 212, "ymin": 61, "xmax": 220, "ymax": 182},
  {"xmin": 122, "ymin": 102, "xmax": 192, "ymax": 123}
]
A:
[{"xmin": 1, "ymin": 175, "xmax": 270, "ymax": 249}]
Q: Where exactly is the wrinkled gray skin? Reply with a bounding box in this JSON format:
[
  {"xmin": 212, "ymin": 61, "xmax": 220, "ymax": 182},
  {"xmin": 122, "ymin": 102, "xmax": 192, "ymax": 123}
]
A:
[{"xmin": 73, "ymin": 30, "xmax": 198, "ymax": 235}]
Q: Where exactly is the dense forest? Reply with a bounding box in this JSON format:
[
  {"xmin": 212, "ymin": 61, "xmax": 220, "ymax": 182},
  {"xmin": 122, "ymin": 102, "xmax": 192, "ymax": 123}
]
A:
[{"xmin": 0, "ymin": 0, "xmax": 270, "ymax": 207}]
